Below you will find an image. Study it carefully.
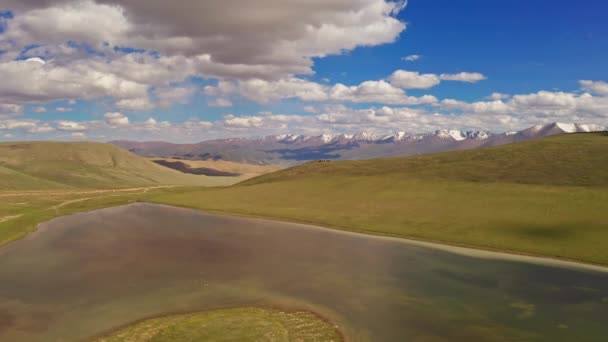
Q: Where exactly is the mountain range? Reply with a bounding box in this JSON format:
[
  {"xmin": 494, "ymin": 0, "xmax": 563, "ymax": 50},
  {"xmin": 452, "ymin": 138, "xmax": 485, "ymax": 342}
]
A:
[{"xmin": 111, "ymin": 122, "xmax": 606, "ymax": 165}]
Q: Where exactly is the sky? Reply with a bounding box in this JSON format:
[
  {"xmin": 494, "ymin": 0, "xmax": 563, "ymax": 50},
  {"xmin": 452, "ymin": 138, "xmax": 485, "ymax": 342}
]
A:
[{"xmin": 0, "ymin": 0, "xmax": 607, "ymax": 142}]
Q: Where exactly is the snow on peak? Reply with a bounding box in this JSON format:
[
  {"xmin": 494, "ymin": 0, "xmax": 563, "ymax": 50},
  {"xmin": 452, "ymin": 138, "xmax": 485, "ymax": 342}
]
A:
[
  {"xmin": 505, "ymin": 131, "xmax": 518, "ymax": 136},
  {"xmin": 275, "ymin": 134, "xmax": 303, "ymax": 142},
  {"xmin": 576, "ymin": 124, "xmax": 606, "ymax": 132},
  {"xmin": 320, "ymin": 133, "xmax": 335, "ymax": 143},
  {"xmin": 353, "ymin": 132, "xmax": 378, "ymax": 141},
  {"xmin": 555, "ymin": 123, "xmax": 577, "ymax": 133},
  {"xmin": 435, "ymin": 130, "xmax": 466, "ymax": 141},
  {"xmin": 465, "ymin": 131, "xmax": 490, "ymax": 140}
]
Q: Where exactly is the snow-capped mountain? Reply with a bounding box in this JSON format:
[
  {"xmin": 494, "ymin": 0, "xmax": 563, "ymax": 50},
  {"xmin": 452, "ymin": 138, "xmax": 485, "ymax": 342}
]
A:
[{"xmin": 112, "ymin": 123, "xmax": 606, "ymax": 165}]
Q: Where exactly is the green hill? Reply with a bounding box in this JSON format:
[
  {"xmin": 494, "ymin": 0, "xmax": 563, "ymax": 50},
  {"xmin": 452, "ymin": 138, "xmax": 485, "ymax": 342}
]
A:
[
  {"xmin": 244, "ymin": 132, "xmax": 608, "ymax": 186},
  {"xmin": 149, "ymin": 133, "xmax": 608, "ymax": 265},
  {"xmin": 0, "ymin": 141, "xmax": 238, "ymax": 190}
]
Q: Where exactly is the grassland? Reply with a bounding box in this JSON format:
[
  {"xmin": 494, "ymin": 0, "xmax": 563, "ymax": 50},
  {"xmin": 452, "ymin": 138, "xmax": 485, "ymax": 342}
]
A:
[
  {"xmin": 96, "ymin": 308, "xmax": 341, "ymax": 342},
  {"xmin": 0, "ymin": 187, "xmax": 184, "ymax": 246},
  {"xmin": 0, "ymin": 141, "xmax": 247, "ymax": 246},
  {"xmin": 0, "ymin": 141, "xmax": 241, "ymax": 190},
  {"xmin": 146, "ymin": 133, "xmax": 608, "ymax": 265},
  {"xmin": 2, "ymin": 134, "xmax": 608, "ymax": 265}
]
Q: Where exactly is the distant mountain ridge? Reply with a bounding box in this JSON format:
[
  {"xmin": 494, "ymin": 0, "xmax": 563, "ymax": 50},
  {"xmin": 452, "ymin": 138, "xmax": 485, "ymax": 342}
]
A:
[{"xmin": 111, "ymin": 123, "xmax": 606, "ymax": 165}]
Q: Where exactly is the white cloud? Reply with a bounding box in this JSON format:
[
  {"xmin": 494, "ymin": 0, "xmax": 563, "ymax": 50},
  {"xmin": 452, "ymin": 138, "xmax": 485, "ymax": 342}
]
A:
[
  {"xmin": 2, "ymin": 0, "xmax": 407, "ymax": 81},
  {"xmin": 223, "ymin": 115, "xmax": 265, "ymax": 128},
  {"xmin": 0, "ymin": 59, "xmax": 149, "ymax": 104},
  {"xmin": 104, "ymin": 112, "xmax": 129, "ymax": 127},
  {"xmin": 155, "ymin": 86, "xmax": 195, "ymax": 108},
  {"xmin": 487, "ymin": 92, "xmax": 510, "ymax": 100},
  {"xmin": 25, "ymin": 57, "xmax": 46, "ymax": 64},
  {"xmin": 0, "ymin": 104, "xmax": 24, "ymax": 118},
  {"xmin": 329, "ymin": 80, "xmax": 437, "ymax": 105},
  {"xmin": 439, "ymin": 72, "xmax": 487, "ymax": 82},
  {"xmin": 389, "ymin": 70, "xmax": 487, "ymax": 89},
  {"xmin": 55, "ymin": 107, "xmax": 73, "ymax": 112},
  {"xmin": 32, "ymin": 106, "xmax": 47, "ymax": 113},
  {"xmin": 56, "ymin": 120, "xmax": 87, "ymax": 131},
  {"xmin": 205, "ymin": 77, "xmax": 437, "ymax": 105},
  {"xmin": 208, "ymin": 98, "xmax": 233, "ymax": 107},
  {"xmin": 235, "ymin": 78, "xmax": 328, "ymax": 103},
  {"xmin": 115, "ymin": 97, "xmax": 154, "ymax": 111},
  {"xmin": 402, "ymin": 54, "xmax": 421, "ymax": 62},
  {"xmin": 388, "ymin": 70, "xmax": 440, "ymax": 89},
  {"xmin": 303, "ymin": 106, "xmax": 318, "ymax": 113},
  {"xmin": 580, "ymin": 80, "xmax": 608, "ymax": 96}
]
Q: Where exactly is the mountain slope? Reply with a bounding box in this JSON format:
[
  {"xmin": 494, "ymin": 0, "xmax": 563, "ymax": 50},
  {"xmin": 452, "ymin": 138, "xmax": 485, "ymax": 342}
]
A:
[
  {"xmin": 148, "ymin": 132, "xmax": 608, "ymax": 265},
  {"xmin": 111, "ymin": 122, "xmax": 607, "ymax": 165},
  {"xmin": 245, "ymin": 132, "xmax": 608, "ymax": 187},
  {"xmin": 0, "ymin": 141, "xmax": 239, "ymax": 190}
]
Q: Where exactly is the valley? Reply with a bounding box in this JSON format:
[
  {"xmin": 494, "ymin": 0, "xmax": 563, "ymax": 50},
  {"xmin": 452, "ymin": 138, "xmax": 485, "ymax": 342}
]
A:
[{"xmin": 1, "ymin": 132, "xmax": 607, "ymax": 341}]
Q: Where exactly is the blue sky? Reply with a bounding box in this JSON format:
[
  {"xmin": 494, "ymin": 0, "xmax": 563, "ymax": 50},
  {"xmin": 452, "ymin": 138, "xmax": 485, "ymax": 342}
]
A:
[{"xmin": 1, "ymin": 0, "xmax": 607, "ymax": 142}]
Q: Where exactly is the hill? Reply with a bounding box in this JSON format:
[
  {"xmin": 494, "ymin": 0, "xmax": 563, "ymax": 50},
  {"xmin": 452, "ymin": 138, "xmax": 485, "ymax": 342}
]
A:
[
  {"xmin": 245, "ymin": 132, "xmax": 608, "ymax": 187},
  {"xmin": 0, "ymin": 141, "xmax": 240, "ymax": 190},
  {"xmin": 111, "ymin": 122, "xmax": 607, "ymax": 165},
  {"xmin": 149, "ymin": 158, "xmax": 282, "ymax": 178},
  {"xmin": 148, "ymin": 133, "xmax": 608, "ymax": 265}
]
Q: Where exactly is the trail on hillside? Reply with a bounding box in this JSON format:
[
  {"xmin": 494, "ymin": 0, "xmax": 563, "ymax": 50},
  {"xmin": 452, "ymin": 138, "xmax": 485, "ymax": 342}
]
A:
[
  {"xmin": 0, "ymin": 214, "xmax": 22, "ymax": 223},
  {"xmin": 0, "ymin": 186, "xmax": 175, "ymax": 198},
  {"xmin": 48, "ymin": 186, "xmax": 177, "ymax": 212}
]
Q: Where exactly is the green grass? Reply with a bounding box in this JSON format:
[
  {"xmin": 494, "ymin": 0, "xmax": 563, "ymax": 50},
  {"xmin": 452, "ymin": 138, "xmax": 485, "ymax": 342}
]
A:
[
  {"xmin": 0, "ymin": 141, "xmax": 241, "ymax": 190},
  {"xmin": 0, "ymin": 141, "xmax": 245, "ymax": 246},
  {"xmin": 0, "ymin": 187, "xmax": 186, "ymax": 246},
  {"xmin": 96, "ymin": 308, "xmax": 341, "ymax": 342},
  {"xmin": 145, "ymin": 133, "xmax": 608, "ymax": 265}
]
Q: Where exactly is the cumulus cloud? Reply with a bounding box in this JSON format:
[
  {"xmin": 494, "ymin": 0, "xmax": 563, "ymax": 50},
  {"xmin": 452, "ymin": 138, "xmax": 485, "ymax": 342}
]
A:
[
  {"xmin": 0, "ymin": 103, "xmax": 23, "ymax": 118},
  {"xmin": 580, "ymin": 80, "xmax": 608, "ymax": 96},
  {"xmin": 329, "ymin": 80, "xmax": 437, "ymax": 105},
  {"xmin": 388, "ymin": 70, "xmax": 440, "ymax": 89},
  {"xmin": 389, "ymin": 70, "xmax": 487, "ymax": 89},
  {"xmin": 487, "ymin": 92, "xmax": 510, "ymax": 100},
  {"xmin": 205, "ymin": 77, "xmax": 437, "ymax": 105},
  {"xmin": 208, "ymin": 98, "xmax": 233, "ymax": 107},
  {"xmin": 0, "ymin": 58, "xmax": 148, "ymax": 104},
  {"xmin": 104, "ymin": 112, "xmax": 129, "ymax": 127},
  {"xmin": 155, "ymin": 86, "xmax": 195, "ymax": 108},
  {"xmin": 56, "ymin": 120, "xmax": 87, "ymax": 131},
  {"xmin": 439, "ymin": 72, "xmax": 487, "ymax": 82},
  {"xmin": 2, "ymin": 0, "xmax": 407, "ymax": 81}
]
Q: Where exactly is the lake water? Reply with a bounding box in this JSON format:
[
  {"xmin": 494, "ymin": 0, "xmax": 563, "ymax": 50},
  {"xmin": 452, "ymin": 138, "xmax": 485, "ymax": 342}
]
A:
[{"xmin": 0, "ymin": 203, "xmax": 607, "ymax": 341}]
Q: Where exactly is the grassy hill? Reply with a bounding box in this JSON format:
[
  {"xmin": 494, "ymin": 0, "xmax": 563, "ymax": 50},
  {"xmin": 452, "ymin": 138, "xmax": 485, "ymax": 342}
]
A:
[
  {"xmin": 148, "ymin": 133, "xmax": 608, "ymax": 265},
  {"xmin": 245, "ymin": 132, "xmax": 608, "ymax": 186},
  {"xmin": 0, "ymin": 141, "xmax": 241, "ymax": 190}
]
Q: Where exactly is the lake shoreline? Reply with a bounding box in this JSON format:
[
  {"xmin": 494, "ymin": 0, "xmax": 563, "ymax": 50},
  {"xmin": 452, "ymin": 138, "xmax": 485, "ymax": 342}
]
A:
[
  {"xmin": 16, "ymin": 201, "xmax": 608, "ymax": 274},
  {"xmin": 142, "ymin": 202, "xmax": 608, "ymax": 274}
]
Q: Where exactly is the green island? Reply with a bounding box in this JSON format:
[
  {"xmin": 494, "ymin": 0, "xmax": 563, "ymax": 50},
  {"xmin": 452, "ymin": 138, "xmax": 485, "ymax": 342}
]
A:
[{"xmin": 96, "ymin": 308, "xmax": 341, "ymax": 342}]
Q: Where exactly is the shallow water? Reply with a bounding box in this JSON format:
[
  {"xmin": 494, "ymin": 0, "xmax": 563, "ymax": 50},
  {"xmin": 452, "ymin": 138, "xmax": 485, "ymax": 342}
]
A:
[{"xmin": 0, "ymin": 203, "xmax": 607, "ymax": 341}]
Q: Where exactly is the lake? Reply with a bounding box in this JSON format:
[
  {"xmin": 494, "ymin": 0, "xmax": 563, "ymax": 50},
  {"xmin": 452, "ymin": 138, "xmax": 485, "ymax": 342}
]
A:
[{"xmin": 0, "ymin": 203, "xmax": 607, "ymax": 341}]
